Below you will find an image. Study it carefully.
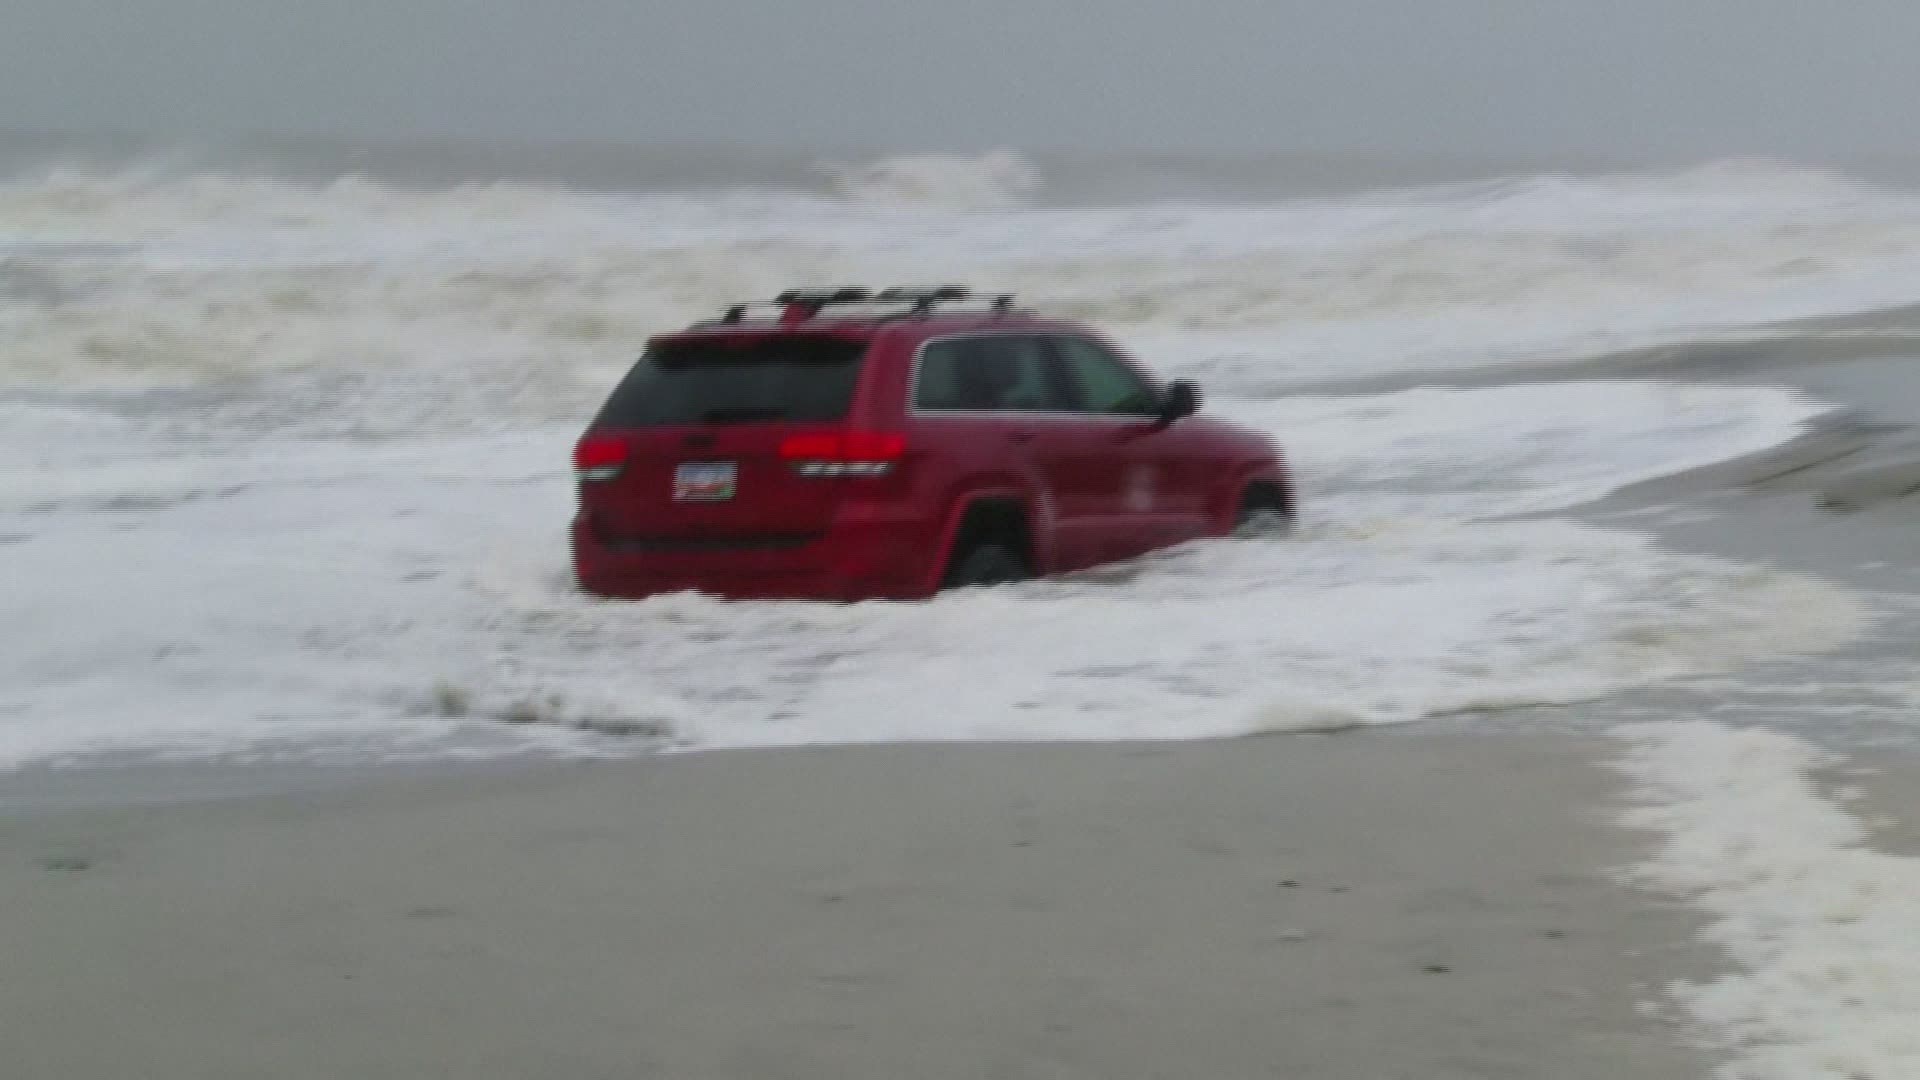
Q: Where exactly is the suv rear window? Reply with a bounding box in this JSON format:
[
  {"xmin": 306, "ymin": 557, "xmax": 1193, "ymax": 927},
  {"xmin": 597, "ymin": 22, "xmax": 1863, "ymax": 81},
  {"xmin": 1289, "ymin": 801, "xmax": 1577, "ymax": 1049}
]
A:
[{"xmin": 595, "ymin": 336, "xmax": 867, "ymax": 427}]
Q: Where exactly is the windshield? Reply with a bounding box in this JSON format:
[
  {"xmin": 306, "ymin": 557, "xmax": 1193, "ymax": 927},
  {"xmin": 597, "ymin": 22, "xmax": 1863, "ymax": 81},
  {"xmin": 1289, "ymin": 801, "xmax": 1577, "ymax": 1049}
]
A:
[{"xmin": 594, "ymin": 336, "xmax": 868, "ymax": 427}]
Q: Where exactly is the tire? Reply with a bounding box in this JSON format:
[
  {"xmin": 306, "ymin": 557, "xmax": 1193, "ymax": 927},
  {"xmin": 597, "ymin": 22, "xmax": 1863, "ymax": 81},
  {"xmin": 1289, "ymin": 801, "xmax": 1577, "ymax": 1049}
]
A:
[
  {"xmin": 943, "ymin": 540, "xmax": 1029, "ymax": 590},
  {"xmin": 1232, "ymin": 489, "xmax": 1296, "ymax": 539}
]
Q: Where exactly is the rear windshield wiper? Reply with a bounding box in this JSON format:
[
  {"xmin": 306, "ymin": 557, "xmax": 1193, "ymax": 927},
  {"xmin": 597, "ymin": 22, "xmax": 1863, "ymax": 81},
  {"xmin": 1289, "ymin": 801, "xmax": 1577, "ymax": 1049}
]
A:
[{"xmin": 699, "ymin": 407, "xmax": 787, "ymax": 423}]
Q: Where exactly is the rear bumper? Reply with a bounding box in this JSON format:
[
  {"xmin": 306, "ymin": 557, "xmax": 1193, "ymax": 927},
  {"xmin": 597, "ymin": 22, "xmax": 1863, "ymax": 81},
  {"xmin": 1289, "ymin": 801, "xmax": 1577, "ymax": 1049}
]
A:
[{"xmin": 570, "ymin": 513, "xmax": 942, "ymax": 601}]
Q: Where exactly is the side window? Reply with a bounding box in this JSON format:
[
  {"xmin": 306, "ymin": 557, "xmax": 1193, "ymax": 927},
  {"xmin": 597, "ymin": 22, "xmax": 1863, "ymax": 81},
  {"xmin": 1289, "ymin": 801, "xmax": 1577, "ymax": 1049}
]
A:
[
  {"xmin": 913, "ymin": 340, "xmax": 969, "ymax": 410},
  {"xmin": 1052, "ymin": 337, "xmax": 1161, "ymax": 415},
  {"xmin": 914, "ymin": 336, "xmax": 1072, "ymax": 412}
]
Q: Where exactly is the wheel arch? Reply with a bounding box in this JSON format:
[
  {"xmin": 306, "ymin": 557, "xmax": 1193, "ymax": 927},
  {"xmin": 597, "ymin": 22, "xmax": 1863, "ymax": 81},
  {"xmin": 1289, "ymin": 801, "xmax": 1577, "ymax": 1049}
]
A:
[
  {"xmin": 1211, "ymin": 461, "xmax": 1296, "ymax": 532},
  {"xmin": 925, "ymin": 480, "xmax": 1049, "ymax": 594}
]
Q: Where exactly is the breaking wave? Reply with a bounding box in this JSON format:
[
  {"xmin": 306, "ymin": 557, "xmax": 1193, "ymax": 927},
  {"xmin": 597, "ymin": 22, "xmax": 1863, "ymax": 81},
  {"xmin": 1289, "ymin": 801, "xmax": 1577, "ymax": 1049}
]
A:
[
  {"xmin": 814, "ymin": 149, "xmax": 1042, "ymax": 209},
  {"xmin": 5, "ymin": 157, "xmax": 1920, "ymax": 432}
]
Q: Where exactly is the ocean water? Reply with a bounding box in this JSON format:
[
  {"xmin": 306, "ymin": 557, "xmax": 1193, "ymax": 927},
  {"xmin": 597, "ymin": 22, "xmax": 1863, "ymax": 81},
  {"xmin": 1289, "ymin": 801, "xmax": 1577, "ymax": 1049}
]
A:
[{"xmin": 0, "ymin": 143, "xmax": 1908, "ymax": 768}]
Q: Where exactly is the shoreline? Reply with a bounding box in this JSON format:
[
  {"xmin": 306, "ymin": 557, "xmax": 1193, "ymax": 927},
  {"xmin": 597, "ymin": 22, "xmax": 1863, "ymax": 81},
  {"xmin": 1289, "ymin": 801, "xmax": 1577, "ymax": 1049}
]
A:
[
  {"xmin": 1412, "ymin": 306, "xmax": 1920, "ymax": 752},
  {"xmin": 7, "ymin": 304, "xmax": 1917, "ymax": 811},
  {"xmin": 9, "ymin": 306, "xmax": 1920, "ymax": 811}
]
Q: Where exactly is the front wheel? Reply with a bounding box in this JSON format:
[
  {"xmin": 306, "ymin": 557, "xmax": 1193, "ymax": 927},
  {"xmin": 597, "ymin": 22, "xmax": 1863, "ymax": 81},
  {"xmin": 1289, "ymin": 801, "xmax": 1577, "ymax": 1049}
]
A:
[{"xmin": 1232, "ymin": 490, "xmax": 1296, "ymax": 539}]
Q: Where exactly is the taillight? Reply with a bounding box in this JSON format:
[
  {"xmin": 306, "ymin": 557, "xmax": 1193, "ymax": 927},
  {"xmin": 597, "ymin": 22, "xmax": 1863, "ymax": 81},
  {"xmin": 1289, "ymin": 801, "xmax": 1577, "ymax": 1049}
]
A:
[
  {"xmin": 778, "ymin": 431, "xmax": 905, "ymax": 477},
  {"xmin": 573, "ymin": 434, "xmax": 628, "ymax": 482}
]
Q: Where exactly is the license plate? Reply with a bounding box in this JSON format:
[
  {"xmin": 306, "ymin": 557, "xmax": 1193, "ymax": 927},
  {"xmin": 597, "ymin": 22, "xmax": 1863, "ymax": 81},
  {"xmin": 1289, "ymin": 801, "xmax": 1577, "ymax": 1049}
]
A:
[{"xmin": 674, "ymin": 461, "xmax": 736, "ymax": 502}]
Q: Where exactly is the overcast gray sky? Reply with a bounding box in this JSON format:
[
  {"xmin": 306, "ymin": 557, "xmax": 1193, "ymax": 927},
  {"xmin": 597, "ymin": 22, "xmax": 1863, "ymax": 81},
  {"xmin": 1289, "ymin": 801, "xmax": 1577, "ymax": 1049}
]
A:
[{"xmin": 5, "ymin": 0, "xmax": 1916, "ymax": 158}]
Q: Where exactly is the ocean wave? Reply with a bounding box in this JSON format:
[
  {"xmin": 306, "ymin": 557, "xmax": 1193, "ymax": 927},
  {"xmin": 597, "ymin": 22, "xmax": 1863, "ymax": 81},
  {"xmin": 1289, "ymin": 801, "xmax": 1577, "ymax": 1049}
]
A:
[
  {"xmin": 5, "ymin": 157, "xmax": 1920, "ymax": 431},
  {"xmin": 813, "ymin": 149, "xmax": 1042, "ymax": 209}
]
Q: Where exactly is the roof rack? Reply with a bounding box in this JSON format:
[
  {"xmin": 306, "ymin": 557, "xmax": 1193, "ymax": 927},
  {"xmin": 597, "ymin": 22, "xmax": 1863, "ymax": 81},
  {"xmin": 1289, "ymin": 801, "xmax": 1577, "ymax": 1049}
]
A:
[{"xmin": 714, "ymin": 287, "xmax": 1019, "ymax": 325}]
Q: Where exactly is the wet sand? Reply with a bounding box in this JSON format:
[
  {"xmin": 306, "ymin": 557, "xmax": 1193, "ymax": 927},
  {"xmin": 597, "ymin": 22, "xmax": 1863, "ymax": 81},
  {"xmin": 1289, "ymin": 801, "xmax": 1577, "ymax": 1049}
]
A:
[{"xmin": 0, "ymin": 735, "xmax": 1710, "ymax": 1080}]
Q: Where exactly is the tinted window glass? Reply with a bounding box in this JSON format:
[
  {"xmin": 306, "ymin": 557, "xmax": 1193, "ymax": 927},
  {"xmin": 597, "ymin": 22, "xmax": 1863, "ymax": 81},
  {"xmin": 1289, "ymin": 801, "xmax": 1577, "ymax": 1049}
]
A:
[
  {"xmin": 595, "ymin": 336, "xmax": 866, "ymax": 427},
  {"xmin": 915, "ymin": 336, "xmax": 1071, "ymax": 412},
  {"xmin": 1052, "ymin": 337, "xmax": 1161, "ymax": 415}
]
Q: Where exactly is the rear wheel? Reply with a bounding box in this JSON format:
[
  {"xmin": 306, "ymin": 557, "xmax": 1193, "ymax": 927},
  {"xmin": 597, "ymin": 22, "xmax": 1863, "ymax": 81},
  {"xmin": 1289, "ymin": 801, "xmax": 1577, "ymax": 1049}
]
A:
[
  {"xmin": 940, "ymin": 499, "xmax": 1035, "ymax": 591},
  {"xmin": 1232, "ymin": 485, "xmax": 1296, "ymax": 539},
  {"xmin": 943, "ymin": 540, "xmax": 1030, "ymax": 590}
]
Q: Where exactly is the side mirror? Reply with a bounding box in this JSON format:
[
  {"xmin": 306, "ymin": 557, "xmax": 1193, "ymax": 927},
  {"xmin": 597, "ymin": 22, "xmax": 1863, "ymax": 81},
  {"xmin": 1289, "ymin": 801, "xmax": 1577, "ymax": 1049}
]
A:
[{"xmin": 1160, "ymin": 380, "xmax": 1201, "ymax": 423}]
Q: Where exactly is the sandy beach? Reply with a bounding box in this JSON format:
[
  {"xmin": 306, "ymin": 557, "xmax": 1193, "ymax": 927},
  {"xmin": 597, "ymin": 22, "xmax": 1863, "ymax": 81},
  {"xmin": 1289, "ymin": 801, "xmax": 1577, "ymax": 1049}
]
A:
[{"xmin": 2, "ymin": 733, "xmax": 1715, "ymax": 1080}]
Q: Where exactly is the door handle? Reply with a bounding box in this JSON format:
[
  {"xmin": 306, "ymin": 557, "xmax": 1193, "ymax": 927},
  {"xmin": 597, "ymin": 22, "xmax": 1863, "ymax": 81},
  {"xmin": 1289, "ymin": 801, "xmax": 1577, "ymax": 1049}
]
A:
[{"xmin": 1008, "ymin": 430, "xmax": 1037, "ymax": 444}]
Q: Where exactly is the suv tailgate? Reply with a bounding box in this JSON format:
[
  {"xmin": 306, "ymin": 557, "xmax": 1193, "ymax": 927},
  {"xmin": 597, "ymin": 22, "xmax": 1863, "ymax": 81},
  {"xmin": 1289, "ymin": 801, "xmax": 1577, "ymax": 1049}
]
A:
[{"xmin": 578, "ymin": 333, "xmax": 872, "ymax": 543}]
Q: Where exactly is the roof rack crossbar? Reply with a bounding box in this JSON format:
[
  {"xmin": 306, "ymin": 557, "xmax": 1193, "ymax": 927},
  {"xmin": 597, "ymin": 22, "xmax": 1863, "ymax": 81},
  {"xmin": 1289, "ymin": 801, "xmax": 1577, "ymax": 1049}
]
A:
[
  {"xmin": 710, "ymin": 287, "xmax": 1020, "ymax": 325},
  {"xmin": 774, "ymin": 288, "xmax": 874, "ymax": 306}
]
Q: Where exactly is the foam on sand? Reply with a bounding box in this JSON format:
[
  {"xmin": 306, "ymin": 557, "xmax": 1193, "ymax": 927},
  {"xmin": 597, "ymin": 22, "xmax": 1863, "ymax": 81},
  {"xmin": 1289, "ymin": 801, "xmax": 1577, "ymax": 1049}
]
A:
[
  {"xmin": 1615, "ymin": 721, "xmax": 1920, "ymax": 1079},
  {"xmin": 476, "ymin": 522, "xmax": 1863, "ymax": 751},
  {"xmin": 1229, "ymin": 380, "xmax": 1830, "ymax": 524},
  {"xmin": 0, "ymin": 381, "xmax": 1864, "ymax": 767}
]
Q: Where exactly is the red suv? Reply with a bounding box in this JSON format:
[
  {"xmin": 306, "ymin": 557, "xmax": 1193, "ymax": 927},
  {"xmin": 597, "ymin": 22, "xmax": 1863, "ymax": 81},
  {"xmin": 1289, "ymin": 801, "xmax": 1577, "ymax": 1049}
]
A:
[{"xmin": 571, "ymin": 288, "xmax": 1294, "ymax": 601}]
